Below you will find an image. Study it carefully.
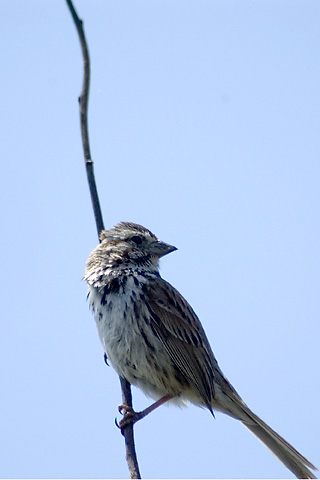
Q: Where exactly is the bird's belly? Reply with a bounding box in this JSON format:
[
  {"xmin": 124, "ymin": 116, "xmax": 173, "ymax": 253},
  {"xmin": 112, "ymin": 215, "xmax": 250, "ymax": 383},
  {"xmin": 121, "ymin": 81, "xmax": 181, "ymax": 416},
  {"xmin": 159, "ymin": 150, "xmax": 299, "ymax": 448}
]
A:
[{"xmin": 87, "ymin": 286, "xmax": 187, "ymax": 400}]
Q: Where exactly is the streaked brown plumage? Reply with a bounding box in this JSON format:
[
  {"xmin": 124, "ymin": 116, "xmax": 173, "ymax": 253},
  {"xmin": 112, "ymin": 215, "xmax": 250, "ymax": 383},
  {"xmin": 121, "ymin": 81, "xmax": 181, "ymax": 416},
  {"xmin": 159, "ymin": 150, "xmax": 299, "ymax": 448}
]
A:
[{"xmin": 84, "ymin": 222, "xmax": 317, "ymax": 479}]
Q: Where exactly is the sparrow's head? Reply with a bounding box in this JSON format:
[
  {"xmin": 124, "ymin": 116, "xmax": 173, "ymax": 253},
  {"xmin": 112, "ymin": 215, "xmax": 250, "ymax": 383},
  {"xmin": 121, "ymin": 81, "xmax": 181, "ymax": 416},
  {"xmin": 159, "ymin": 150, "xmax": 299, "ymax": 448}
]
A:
[{"xmin": 85, "ymin": 222, "xmax": 177, "ymax": 280}]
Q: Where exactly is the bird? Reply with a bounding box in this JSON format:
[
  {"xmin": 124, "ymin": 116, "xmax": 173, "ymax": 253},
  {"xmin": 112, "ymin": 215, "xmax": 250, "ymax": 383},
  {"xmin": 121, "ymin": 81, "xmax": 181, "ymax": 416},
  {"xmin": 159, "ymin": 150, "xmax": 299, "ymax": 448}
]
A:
[{"xmin": 84, "ymin": 222, "xmax": 317, "ymax": 479}]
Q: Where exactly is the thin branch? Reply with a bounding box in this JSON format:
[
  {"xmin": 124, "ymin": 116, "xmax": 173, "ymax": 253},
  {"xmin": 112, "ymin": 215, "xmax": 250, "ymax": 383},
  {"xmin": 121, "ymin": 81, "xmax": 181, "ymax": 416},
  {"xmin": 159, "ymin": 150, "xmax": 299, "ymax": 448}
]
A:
[
  {"xmin": 65, "ymin": 0, "xmax": 104, "ymax": 236},
  {"xmin": 65, "ymin": 1, "xmax": 141, "ymax": 478},
  {"xmin": 120, "ymin": 377, "xmax": 142, "ymax": 479}
]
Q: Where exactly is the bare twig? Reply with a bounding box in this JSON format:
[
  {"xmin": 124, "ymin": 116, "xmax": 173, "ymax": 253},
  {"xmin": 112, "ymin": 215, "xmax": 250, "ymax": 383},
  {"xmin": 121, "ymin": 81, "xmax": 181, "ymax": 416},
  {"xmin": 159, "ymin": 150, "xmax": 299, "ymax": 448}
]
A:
[
  {"xmin": 65, "ymin": 1, "xmax": 141, "ymax": 477},
  {"xmin": 120, "ymin": 377, "xmax": 142, "ymax": 479},
  {"xmin": 65, "ymin": 0, "xmax": 104, "ymax": 236}
]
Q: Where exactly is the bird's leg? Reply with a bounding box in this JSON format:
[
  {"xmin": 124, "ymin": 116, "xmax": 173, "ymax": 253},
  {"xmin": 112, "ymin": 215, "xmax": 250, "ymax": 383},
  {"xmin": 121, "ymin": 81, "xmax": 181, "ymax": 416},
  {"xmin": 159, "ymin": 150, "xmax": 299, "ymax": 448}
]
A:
[{"xmin": 117, "ymin": 394, "xmax": 173, "ymax": 430}]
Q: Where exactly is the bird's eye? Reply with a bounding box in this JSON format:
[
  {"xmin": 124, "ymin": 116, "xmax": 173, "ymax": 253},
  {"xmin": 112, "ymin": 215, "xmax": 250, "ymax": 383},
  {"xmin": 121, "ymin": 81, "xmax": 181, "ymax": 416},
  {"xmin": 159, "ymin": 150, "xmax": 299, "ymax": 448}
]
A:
[{"xmin": 131, "ymin": 235, "xmax": 142, "ymax": 245}]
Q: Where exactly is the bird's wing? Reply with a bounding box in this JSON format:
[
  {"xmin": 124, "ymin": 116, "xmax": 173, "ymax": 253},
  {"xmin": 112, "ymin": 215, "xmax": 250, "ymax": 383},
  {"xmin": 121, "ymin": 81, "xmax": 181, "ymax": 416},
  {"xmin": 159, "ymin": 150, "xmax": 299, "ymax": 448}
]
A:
[{"xmin": 142, "ymin": 277, "xmax": 218, "ymax": 407}]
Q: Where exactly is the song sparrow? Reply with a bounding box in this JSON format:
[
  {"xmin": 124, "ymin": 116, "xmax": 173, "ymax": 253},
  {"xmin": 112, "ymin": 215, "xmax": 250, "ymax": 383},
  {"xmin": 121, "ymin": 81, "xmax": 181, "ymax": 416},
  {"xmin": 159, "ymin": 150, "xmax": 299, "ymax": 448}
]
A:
[{"xmin": 84, "ymin": 222, "xmax": 316, "ymax": 479}]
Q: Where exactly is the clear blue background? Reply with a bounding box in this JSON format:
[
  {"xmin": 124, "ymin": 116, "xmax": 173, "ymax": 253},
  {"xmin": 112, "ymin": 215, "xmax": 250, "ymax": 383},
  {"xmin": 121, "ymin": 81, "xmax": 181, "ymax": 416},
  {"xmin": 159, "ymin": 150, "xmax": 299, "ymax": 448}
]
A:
[{"xmin": 1, "ymin": 1, "xmax": 319, "ymax": 478}]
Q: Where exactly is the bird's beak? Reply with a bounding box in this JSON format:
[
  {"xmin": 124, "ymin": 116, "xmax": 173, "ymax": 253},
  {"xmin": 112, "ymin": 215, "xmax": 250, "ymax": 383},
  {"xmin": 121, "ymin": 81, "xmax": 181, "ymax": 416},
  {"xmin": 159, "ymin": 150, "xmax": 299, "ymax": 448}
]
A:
[{"xmin": 150, "ymin": 240, "xmax": 177, "ymax": 258}]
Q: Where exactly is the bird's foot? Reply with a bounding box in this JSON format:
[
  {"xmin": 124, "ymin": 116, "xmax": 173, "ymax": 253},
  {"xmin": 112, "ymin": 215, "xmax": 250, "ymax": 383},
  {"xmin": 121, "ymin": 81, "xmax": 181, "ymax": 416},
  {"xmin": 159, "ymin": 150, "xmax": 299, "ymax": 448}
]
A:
[
  {"xmin": 115, "ymin": 395, "xmax": 173, "ymax": 433},
  {"xmin": 116, "ymin": 404, "xmax": 145, "ymax": 431}
]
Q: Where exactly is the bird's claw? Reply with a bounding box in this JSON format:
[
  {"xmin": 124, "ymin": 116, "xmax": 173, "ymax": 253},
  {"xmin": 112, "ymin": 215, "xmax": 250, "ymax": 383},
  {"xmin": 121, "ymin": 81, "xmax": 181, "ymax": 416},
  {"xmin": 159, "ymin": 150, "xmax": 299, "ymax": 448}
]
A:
[
  {"xmin": 118, "ymin": 404, "xmax": 134, "ymax": 416},
  {"xmin": 104, "ymin": 353, "xmax": 109, "ymax": 366},
  {"xmin": 115, "ymin": 404, "xmax": 142, "ymax": 433}
]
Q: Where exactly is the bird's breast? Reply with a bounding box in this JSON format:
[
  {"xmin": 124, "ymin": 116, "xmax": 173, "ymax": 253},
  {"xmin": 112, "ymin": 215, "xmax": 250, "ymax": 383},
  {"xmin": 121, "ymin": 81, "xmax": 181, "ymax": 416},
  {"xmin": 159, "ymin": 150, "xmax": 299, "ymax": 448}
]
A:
[{"xmin": 86, "ymin": 274, "xmax": 187, "ymax": 400}]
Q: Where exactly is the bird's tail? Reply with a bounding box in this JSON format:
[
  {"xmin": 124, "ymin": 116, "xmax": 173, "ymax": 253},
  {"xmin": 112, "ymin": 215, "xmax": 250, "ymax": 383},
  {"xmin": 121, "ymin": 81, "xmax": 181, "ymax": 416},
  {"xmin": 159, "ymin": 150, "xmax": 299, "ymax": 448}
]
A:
[
  {"xmin": 243, "ymin": 405, "xmax": 316, "ymax": 479},
  {"xmin": 214, "ymin": 382, "xmax": 317, "ymax": 478}
]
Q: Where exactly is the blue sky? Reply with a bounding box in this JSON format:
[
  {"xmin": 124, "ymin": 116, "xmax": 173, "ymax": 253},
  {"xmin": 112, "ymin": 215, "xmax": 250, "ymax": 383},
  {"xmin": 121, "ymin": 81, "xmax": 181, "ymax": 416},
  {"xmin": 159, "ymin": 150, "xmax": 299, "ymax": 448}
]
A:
[{"xmin": 1, "ymin": 1, "xmax": 319, "ymax": 478}]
